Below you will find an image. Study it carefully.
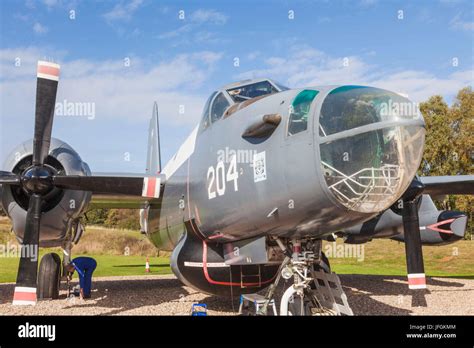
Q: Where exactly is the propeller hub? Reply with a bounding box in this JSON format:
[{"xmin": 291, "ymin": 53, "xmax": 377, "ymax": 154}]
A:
[{"xmin": 21, "ymin": 166, "xmax": 54, "ymax": 195}]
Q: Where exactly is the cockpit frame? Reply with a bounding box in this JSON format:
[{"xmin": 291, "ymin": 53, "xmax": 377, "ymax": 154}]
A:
[{"xmin": 200, "ymin": 78, "xmax": 287, "ymax": 131}]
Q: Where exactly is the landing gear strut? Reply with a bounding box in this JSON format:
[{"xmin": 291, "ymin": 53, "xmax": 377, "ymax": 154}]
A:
[{"xmin": 259, "ymin": 238, "xmax": 353, "ymax": 316}]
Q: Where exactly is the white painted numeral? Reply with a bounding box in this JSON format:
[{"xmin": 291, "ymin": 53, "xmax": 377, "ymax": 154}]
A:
[
  {"xmin": 215, "ymin": 161, "xmax": 226, "ymax": 196},
  {"xmin": 207, "ymin": 156, "xmax": 239, "ymax": 200},
  {"xmin": 207, "ymin": 166, "xmax": 216, "ymax": 199},
  {"xmin": 227, "ymin": 155, "xmax": 238, "ymax": 192}
]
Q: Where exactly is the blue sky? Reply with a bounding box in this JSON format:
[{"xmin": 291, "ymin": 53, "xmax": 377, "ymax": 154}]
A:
[{"xmin": 0, "ymin": 0, "xmax": 473, "ymax": 173}]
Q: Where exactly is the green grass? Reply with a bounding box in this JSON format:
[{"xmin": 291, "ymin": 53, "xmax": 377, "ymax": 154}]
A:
[
  {"xmin": 325, "ymin": 239, "xmax": 474, "ymax": 278},
  {"xmin": 0, "ymin": 252, "xmax": 171, "ymax": 283},
  {"xmin": 1, "ymin": 218, "xmax": 473, "ymax": 283},
  {"xmin": 0, "ymin": 218, "xmax": 171, "ymax": 283}
]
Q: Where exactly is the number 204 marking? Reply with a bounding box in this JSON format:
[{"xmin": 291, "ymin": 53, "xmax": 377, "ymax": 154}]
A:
[{"xmin": 207, "ymin": 156, "xmax": 238, "ymax": 199}]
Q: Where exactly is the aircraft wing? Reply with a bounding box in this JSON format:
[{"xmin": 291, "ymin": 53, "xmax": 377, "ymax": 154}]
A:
[
  {"xmin": 56, "ymin": 172, "xmax": 166, "ymax": 209},
  {"xmin": 419, "ymin": 175, "xmax": 474, "ymax": 196}
]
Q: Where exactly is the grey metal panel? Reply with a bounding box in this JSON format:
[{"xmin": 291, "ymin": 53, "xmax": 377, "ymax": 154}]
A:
[{"xmin": 223, "ymin": 236, "xmax": 268, "ymax": 265}]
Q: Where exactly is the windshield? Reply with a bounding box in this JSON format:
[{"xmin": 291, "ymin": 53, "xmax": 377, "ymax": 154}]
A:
[{"xmin": 226, "ymin": 81, "xmax": 279, "ymax": 102}]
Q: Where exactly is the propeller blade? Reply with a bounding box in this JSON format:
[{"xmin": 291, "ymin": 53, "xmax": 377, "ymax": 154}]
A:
[
  {"xmin": 52, "ymin": 175, "xmax": 161, "ymax": 197},
  {"xmin": 0, "ymin": 171, "xmax": 20, "ymax": 185},
  {"xmin": 402, "ymin": 180, "xmax": 426, "ymax": 290},
  {"xmin": 13, "ymin": 194, "xmax": 42, "ymax": 305},
  {"xmin": 32, "ymin": 61, "xmax": 60, "ymax": 166}
]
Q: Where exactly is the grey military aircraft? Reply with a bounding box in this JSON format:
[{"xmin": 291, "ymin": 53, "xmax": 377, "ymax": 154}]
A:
[{"xmin": 0, "ymin": 61, "xmax": 472, "ymax": 314}]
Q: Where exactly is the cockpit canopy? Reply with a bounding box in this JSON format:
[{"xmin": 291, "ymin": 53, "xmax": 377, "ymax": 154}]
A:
[
  {"xmin": 200, "ymin": 78, "xmax": 287, "ymax": 130},
  {"xmin": 226, "ymin": 80, "xmax": 281, "ymax": 102}
]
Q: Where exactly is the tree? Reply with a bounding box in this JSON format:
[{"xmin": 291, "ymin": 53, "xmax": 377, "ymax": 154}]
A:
[
  {"xmin": 85, "ymin": 208, "xmax": 109, "ymax": 225},
  {"xmin": 419, "ymin": 87, "xmax": 474, "ymax": 238},
  {"xmin": 105, "ymin": 209, "xmax": 140, "ymax": 230},
  {"xmin": 85, "ymin": 208, "xmax": 140, "ymax": 230}
]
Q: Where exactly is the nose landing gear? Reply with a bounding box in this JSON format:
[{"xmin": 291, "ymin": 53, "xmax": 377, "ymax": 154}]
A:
[{"xmin": 259, "ymin": 238, "xmax": 353, "ymax": 316}]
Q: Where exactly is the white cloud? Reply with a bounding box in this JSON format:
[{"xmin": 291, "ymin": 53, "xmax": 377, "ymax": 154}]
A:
[
  {"xmin": 247, "ymin": 51, "xmax": 261, "ymax": 61},
  {"xmin": 369, "ymin": 69, "xmax": 473, "ymax": 102},
  {"xmin": 359, "ymin": 0, "xmax": 378, "ymax": 7},
  {"xmin": 450, "ymin": 13, "xmax": 474, "ymax": 31},
  {"xmin": 190, "ymin": 9, "xmax": 228, "ymax": 25},
  {"xmin": 0, "ymin": 47, "xmax": 66, "ymax": 80},
  {"xmin": 157, "ymin": 9, "xmax": 228, "ymax": 42},
  {"xmin": 237, "ymin": 45, "xmax": 473, "ymax": 103},
  {"xmin": 237, "ymin": 46, "xmax": 373, "ymax": 87},
  {"xmin": 0, "ymin": 47, "xmax": 225, "ymax": 170},
  {"xmin": 103, "ymin": 0, "xmax": 144, "ymax": 22},
  {"xmin": 33, "ymin": 22, "xmax": 48, "ymax": 34},
  {"xmin": 0, "ymin": 47, "xmax": 222, "ymax": 125},
  {"xmin": 42, "ymin": 0, "xmax": 58, "ymax": 8}
]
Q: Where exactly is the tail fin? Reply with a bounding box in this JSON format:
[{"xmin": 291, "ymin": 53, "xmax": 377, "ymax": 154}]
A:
[{"xmin": 146, "ymin": 102, "xmax": 162, "ymax": 174}]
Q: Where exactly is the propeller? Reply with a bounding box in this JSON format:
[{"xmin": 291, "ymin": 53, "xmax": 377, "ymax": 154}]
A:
[
  {"xmin": 0, "ymin": 61, "xmax": 164, "ymax": 305},
  {"xmin": 1, "ymin": 61, "xmax": 153, "ymax": 305},
  {"xmin": 9, "ymin": 61, "xmax": 60, "ymax": 305}
]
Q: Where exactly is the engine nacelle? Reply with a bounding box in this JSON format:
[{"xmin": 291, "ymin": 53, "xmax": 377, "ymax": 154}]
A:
[
  {"xmin": 0, "ymin": 138, "xmax": 91, "ymax": 247},
  {"xmin": 343, "ymin": 195, "xmax": 467, "ymax": 245}
]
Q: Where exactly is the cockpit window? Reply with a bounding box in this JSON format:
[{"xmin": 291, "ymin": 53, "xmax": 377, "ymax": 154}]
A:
[
  {"xmin": 319, "ymin": 86, "xmax": 421, "ymax": 136},
  {"xmin": 200, "ymin": 91, "xmax": 217, "ymax": 131},
  {"xmin": 287, "ymin": 89, "xmax": 318, "ymax": 135},
  {"xmin": 227, "ymin": 81, "xmax": 279, "ymax": 103},
  {"xmin": 210, "ymin": 92, "xmax": 230, "ymax": 123}
]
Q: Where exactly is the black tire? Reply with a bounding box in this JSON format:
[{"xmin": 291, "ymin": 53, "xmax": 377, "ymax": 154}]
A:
[{"xmin": 37, "ymin": 253, "xmax": 61, "ymax": 300}]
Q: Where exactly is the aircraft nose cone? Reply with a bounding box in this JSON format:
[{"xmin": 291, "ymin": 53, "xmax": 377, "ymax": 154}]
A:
[{"xmin": 318, "ymin": 86, "xmax": 425, "ymax": 213}]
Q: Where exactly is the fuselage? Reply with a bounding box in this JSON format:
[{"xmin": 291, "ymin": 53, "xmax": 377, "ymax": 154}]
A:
[{"xmin": 146, "ymin": 82, "xmax": 425, "ymax": 251}]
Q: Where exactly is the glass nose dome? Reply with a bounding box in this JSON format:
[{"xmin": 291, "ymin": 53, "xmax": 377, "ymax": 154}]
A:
[{"xmin": 318, "ymin": 86, "xmax": 425, "ymax": 213}]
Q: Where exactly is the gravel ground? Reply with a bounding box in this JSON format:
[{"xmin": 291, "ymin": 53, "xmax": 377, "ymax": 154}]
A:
[{"xmin": 0, "ymin": 274, "xmax": 472, "ymax": 315}]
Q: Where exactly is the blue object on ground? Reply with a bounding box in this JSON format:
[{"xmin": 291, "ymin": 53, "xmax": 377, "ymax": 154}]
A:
[{"xmin": 191, "ymin": 303, "xmax": 207, "ymax": 316}]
